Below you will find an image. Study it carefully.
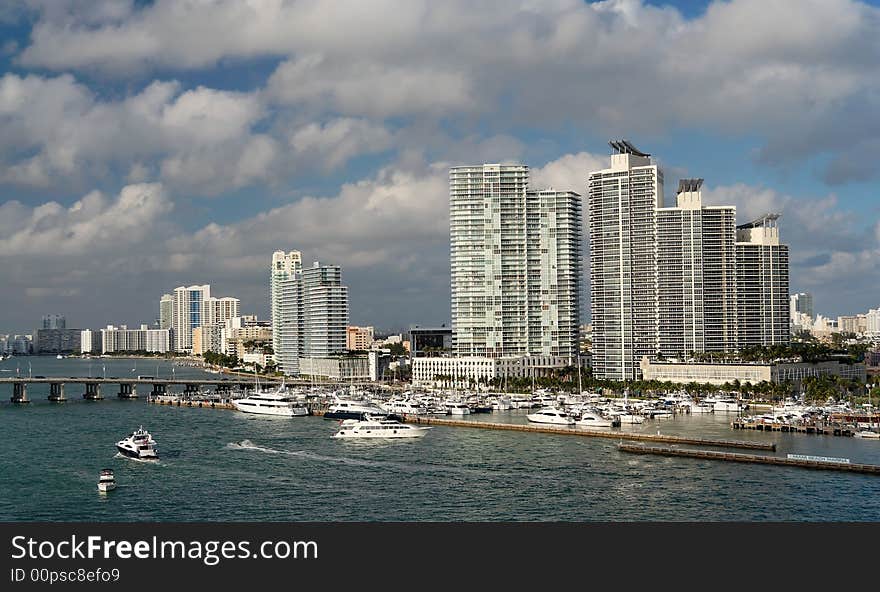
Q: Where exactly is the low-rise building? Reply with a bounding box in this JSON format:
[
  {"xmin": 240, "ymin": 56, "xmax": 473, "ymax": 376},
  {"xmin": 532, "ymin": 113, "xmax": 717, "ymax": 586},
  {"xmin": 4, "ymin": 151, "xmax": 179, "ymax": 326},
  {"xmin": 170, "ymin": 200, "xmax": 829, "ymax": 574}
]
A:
[
  {"xmin": 412, "ymin": 354, "xmax": 575, "ymax": 388},
  {"xmin": 640, "ymin": 357, "xmax": 866, "ymax": 386},
  {"xmin": 298, "ymin": 351, "xmax": 389, "ymax": 381}
]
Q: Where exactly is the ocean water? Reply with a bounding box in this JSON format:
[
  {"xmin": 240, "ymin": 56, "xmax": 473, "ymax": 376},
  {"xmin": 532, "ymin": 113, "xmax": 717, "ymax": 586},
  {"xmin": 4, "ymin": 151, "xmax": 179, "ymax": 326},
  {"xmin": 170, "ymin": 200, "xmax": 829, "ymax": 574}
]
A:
[{"xmin": 2, "ymin": 356, "xmax": 880, "ymax": 522}]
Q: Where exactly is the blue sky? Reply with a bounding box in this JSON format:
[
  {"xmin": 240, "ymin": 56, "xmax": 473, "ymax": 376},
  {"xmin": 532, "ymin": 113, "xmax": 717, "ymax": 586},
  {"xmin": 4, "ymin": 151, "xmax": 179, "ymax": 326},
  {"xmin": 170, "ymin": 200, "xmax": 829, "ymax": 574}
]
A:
[{"xmin": 0, "ymin": 0, "xmax": 878, "ymax": 333}]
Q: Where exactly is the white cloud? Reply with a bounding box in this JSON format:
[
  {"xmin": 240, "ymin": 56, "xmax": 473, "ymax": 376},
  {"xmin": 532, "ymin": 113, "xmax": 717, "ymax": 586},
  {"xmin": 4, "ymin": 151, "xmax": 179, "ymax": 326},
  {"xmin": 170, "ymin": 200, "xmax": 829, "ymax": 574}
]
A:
[
  {"xmin": 0, "ymin": 182, "xmax": 172, "ymax": 255},
  {"xmin": 289, "ymin": 118, "xmax": 394, "ymax": 171}
]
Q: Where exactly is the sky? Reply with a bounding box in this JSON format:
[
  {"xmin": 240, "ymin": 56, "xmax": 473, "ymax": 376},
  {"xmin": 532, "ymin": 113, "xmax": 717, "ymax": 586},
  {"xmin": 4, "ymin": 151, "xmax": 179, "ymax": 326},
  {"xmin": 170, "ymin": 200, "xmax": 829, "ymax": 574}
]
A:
[{"xmin": 0, "ymin": 0, "xmax": 879, "ymax": 334}]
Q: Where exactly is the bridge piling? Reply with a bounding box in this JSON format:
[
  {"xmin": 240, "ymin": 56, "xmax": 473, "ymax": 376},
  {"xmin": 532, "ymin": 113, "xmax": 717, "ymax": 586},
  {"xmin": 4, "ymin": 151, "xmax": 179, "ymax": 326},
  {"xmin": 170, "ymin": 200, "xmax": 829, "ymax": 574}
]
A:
[
  {"xmin": 83, "ymin": 383, "xmax": 103, "ymax": 400},
  {"xmin": 117, "ymin": 383, "xmax": 138, "ymax": 399},
  {"xmin": 48, "ymin": 382, "xmax": 66, "ymax": 402},
  {"xmin": 11, "ymin": 382, "xmax": 29, "ymax": 404}
]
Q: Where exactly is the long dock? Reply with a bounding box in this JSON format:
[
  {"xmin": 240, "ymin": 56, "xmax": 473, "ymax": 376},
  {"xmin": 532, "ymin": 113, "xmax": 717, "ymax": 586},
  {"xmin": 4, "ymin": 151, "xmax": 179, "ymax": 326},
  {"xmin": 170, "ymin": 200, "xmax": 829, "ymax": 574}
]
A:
[
  {"xmin": 618, "ymin": 443, "xmax": 880, "ymax": 475},
  {"xmin": 405, "ymin": 416, "xmax": 775, "ymax": 451},
  {"xmin": 732, "ymin": 419, "xmax": 855, "ymax": 437}
]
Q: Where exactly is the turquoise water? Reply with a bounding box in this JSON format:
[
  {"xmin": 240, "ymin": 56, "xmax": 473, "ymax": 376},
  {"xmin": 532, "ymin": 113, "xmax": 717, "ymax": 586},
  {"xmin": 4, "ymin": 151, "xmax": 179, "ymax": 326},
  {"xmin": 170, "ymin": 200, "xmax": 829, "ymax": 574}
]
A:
[{"xmin": 2, "ymin": 357, "xmax": 880, "ymax": 521}]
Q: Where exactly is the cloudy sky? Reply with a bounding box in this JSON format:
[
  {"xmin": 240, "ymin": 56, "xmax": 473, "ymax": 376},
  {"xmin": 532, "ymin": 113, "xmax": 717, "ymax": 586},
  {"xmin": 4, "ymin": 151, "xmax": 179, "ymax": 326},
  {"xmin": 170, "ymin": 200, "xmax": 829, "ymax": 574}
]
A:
[{"xmin": 1, "ymin": 0, "xmax": 879, "ymax": 334}]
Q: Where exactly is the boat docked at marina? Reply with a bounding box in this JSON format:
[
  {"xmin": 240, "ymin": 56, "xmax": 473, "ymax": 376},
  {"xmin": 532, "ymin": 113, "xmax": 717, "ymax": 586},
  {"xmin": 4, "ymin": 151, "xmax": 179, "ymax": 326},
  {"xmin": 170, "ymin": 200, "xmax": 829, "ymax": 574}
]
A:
[
  {"xmin": 116, "ymin": 426, "xmax": 158, "ymax": 461},
  {"xmin": 232, "ymin": 390, "xmax": 309, "ymax": 417},
  {"xmin": 97, "ymin": 469, "xmax": 116, "ymax": 492},
  {"xmin": 444, "ymin": 401, "xmax": 471, "ymax": 416},
  {"xmin": 332, "ymin": 416, "xmax": 432, "ymax": 439},
  {"xmin": 526, "ymin": 407, "xmax": 575, "ymax": 426},
  {"xmin": 854, "ymin": 429, "xmax": 880, "ymax": 440},
  {"xmin": 324, "ymin": 398, "xmax": 388, "ymax": 420},
  {"xmin": 574, "ymin": 410, "xmax": 614, "ymax": 428},
  {"xmin": 380, "ymin": 399, "xmax": 427, "ymax": 416}
]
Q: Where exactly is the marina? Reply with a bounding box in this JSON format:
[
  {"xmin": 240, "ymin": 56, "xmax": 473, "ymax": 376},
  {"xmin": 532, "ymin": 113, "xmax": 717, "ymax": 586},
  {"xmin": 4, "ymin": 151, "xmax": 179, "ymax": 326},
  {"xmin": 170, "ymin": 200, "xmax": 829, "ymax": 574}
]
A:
[{"xmin": 3, "ymin": 358, "xmax": 880, "ymax": 522}]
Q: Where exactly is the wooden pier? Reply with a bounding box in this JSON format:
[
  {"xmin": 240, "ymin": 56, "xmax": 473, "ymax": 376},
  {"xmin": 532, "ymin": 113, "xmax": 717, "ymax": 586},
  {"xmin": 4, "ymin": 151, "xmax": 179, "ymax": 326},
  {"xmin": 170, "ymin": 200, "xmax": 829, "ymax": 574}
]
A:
[
  {"xmin": 618, "ymin": 443, "xmax": 880, "ymax": 475},
  {"xmin": 732, "ymin": 420, "xmax": 855, "ymax": 437},
  {"xmin": 404, "ymin": 416, "xmax": 775, "ymax": 451},
  {"xmin": 149, "ymin": 396, "xmax": 236, "ymax": 410}
]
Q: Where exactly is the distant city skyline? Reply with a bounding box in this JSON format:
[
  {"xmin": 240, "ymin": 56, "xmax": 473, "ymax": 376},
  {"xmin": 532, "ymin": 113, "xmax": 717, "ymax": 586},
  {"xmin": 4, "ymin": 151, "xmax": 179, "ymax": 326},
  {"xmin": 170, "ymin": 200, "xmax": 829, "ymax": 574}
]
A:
[{"xmin": 1, "ymin": 1, "xmax": 879, "ymax": 332}]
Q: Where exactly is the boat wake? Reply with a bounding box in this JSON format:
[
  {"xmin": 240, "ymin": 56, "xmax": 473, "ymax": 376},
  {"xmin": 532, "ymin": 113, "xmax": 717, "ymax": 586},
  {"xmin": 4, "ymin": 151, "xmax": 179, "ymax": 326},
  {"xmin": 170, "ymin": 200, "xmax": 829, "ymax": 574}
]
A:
[
  {"xmin": 114, "ymin": 452, "xmax": 165, "ymax": 466},
  {"xmin": 225, "ymin": 439, "xmax": 509, "ymax": 477}
]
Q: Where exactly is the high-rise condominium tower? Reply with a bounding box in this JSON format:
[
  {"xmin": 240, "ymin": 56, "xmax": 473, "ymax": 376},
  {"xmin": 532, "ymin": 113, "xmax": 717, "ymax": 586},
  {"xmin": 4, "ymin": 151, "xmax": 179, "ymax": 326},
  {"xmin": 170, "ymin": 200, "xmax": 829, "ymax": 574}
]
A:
[
  {"xmin": 269, "ymin": 252, "xmax": 349, "ymax": 375},
  {"xmin": 656, "ymin": 179, "xmax": 738, "ymax": 357},
  {"xmin": 172, "ymin": 284, "xmax": 210, "ymax": 352},
  {"xmin": 449, "ymin": 165, "xmax": 581, "ymax": 360},
  {"xmin": 588, "ymin": 141, "xmax": 664, "ymax": 381},
  {"xmin": 736, "ymin": 215, "xmax": 790, "ymax": 347},
  {"xmin": 271, "ymin": 250, "xmax": 303, "ymax": 375},
  {"xmin": 159, "ymin": 294, "xmax": 173, "ymax": 329}
]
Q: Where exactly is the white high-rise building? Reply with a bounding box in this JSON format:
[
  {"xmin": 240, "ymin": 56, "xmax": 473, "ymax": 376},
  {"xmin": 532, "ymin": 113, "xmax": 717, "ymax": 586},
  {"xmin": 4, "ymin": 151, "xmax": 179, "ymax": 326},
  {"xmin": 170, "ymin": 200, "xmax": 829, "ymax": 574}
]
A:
[
  {"xmin": 269, "ymin": 252, "xmax": 349, "ymax": 375},
  {"xmin": 656, "ymin": 179, "xmax": 738, "ymax": 358},
  {"xmin": 449, "ymin": 165, "xmax": 581, "ymax": 361},
  {"xmin": 205, "ymin": 297, "xmax": 240, "ymax": 326},
  {"xmin": 736, "ymin": 215, "xmax": 790, "ymax": 347},
  {"xmin": 80, "ymin": 329, "xmax": 94, "ymax": 354},
  {"xmin": 588, "ymin": 141, "xmax": 664, "ymax": 381},
  {"xmin": 159, "ymin": 294, "xmax": 173, "ymax": 330},
  {"xmin": 271, "ymin": 250, "xmax": 303, "ymax": 374},
  {"xmin": 865, "ymin": 308, "xmax": 880, "ymax": 338}
]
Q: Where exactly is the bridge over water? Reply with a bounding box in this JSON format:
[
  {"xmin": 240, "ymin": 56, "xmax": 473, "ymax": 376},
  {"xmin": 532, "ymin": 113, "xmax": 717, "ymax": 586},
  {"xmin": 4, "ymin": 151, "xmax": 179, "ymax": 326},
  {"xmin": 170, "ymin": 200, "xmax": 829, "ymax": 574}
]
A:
[{"xmin": 0, "ymin": 376, "xmax": 317, "ymax": 403}]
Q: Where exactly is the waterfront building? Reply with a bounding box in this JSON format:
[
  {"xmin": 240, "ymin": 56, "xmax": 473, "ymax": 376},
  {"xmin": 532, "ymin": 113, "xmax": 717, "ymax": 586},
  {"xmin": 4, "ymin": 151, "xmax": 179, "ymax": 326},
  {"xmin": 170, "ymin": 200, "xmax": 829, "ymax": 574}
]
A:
[
  {"xmin": 298, "ymin": 351, "xmax": 388, "ymax": 382},
  {"xmin": 101, "ymin": 324, "xmax": 171, "ymax": 354},
  {"xmin": 221, "ymin": 318, "xmax": 272, "ymax": 358},
  {"xmin": 192, "ymin": 326, "xmax": 223, "ymax": 356},
  {"xmin": 271, "ymin": 250, "xmax": 303, "ymax": 374},
  {"xmin": 346, "ymin": 326, "xmax": 374, "ymax": 351},
  {"xmin": 171, "ymin": 285, "xmax": 210, "ymax": 352},
  {"xmin": 449, "ymin": 164, "xmax": 581, "ymax": 361},
  {"xmin": 640, "ymin": 357, "xmax": 866, "ymax": 386},
  {"xmin": 588, "ymin": 141, "xmax": 664, "ymax": 381},
  {"xmin": 80, "ymin": 329, "xmax": 94, "ymax": 354},
  {"xmin": 736, "ymin": 215, "xmax": 790, "ymax": 347},
  {"xmin": 407, "ymin": 325, "xmax": 453, "ymax": 357},
  {"xmin": 270, "ymin": 252, "xmax": 349, "ymax": 375},
  {"xmin": 159, "ymin": 294, "xmax": 173, "ymax": 330},
  {"xmin": 34, "ymin": 328, "xmax": 81, "ymax": 354},
  {"xmin": 42, "ymin": 314, "xmax": 66, "ymax": 330},
  {"xmin": 411, "ymin": 354, "xmax": 575, "ymax": 388},
  {"xmin": 655, "ymin": 179, "xmax": 738, "ymax": 358}
]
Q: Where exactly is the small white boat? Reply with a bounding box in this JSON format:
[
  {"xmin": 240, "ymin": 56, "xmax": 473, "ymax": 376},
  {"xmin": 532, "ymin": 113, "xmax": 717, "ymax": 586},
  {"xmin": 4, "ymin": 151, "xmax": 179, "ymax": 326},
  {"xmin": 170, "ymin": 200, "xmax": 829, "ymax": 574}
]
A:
[
  {"xmin": 688, "ymin": 403, "xmax": 715, "ymax": 414},
  {"xmin": 56, "ymin": 354, "xmax": 64, "ymax": 359},
  {"xmin": 713, "ymin": 398, "xmax": 742, "ymax": 413},
  {"xmin": 333, "ymin": 417, "xmax": 432, "ymax": 439},
  {"xmin": 854, "ymin": 430, "xmax": 879, "ymax": 440},
  {"xmin": 445, "ymin": 401, "xmax": 471, "ymax": 416},
  {"xmin": 97, "ymin": 469, "xmax": 116, "ymax": 492},
  {"xmin": 116, "ymin": 426, "xmax": 158, "ymax": 461},
  {"xmin": 526, "ymin": 407, "xmax": 575, "ymax": 425}
]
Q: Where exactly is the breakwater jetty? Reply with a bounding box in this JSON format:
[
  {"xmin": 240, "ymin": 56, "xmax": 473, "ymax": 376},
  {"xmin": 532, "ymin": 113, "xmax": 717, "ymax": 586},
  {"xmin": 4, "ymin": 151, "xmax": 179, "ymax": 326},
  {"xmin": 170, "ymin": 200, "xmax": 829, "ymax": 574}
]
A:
[
  {"xmin": 404, "ymin": 416, "xmax": 775, "ymax": 451},
  {"xmin": 618, "ymin": 443, "xmax": 880, "ymax": 475}
]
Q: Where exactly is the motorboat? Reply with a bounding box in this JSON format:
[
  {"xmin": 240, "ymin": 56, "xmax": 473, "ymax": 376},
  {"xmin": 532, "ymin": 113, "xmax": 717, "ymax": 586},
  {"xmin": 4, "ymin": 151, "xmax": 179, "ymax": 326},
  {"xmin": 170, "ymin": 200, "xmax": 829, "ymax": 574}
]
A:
[
  {"xmin": 526, "ymin": 407, "xmax": 575, "ymax": 426},
  {"xmin": 490, "ymin": 396, "xmax": 512, "ymax": 411},
  {"xmin": 116, "ymin": 426, "xmax": 159, "ymax": 461},
  {"xmin": 854, "ymin": 429, "xmax": 880, "ymax": 440},
  {"xmin": 233, "ymin": 390, "xmax": 308, "ymax": 417},
  {"xmin": 381, "ymin": 399, "xmax": 427, "ymax": 416},
  {"xmin": 333, "ymin": 416, "xmax": 432, "ymax": 439},
  {"xmin": 688, "ymin": 402, "xmax": 715, "ymax": 414},
  {"xmin": 575, "ymin": 411, "xmax": 614, "ymax": 428},
  {"xmin": 98, "ymin": 469, "xmax": 116, "ymax": 492},
  {"xmin": 713, "ymin": 398, "xmax": 742, "ymax": 413},
  {"xmin": 445, "ymin": 401, "xmax": 471, "ymax": 416},
  {"xmin": 323, "ymin": 398, "xmax": 388, "ymax": 420}
]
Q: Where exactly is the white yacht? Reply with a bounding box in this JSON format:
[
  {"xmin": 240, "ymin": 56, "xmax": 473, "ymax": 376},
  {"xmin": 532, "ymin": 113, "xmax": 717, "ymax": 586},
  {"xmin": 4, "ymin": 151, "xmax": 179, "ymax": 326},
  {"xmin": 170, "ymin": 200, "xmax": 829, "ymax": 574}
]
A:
[
  {"xmin": 333, "ymin": 417, "xmax": 432, "ymax": 439},
  {"xmin": 854, "ymin": 429, "xmax": 879, "ymax": 440},
  {"xmin": 233, "ymin": 390, "xmax": 308, "ymax": 417},
  {"xmin": 116, "ymin": 426, "xmax": 158, "ymax": 461},
  {"xmin": 575, "ymin": 411, "xmax": 613, "ymax": 428},
  {"xmin": 688, "ymin": 402, "xmax": 715, "ymax": 414},
  {"xmin": 445, "ymin": 401, "xmax": 471, "ymax": 416},
  {"xmin": 324, "ymin": 398, "xmax": 388, "ymax": 420},
  {"xmin": 98, "ymin": 469, "xmax": 116, "ymax": 492},
  {"xmin": 713, "ymin": 398, "xmax": 742, "ymax": 413},
  {"xmin": 381, "ymin": 399, "xmax": 427, "ymax": 416},
  {"xmin": 526, "ymin": 407, "xmax": 575, "ymax": 426}
]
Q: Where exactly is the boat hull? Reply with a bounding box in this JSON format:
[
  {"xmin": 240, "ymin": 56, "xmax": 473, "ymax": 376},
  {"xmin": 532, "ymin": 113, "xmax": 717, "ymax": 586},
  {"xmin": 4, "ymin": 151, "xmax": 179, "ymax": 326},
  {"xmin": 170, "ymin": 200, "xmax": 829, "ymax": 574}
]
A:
[
  {"xmin": 116, "ymin": 444, "xmax": 158, "ymax": 461},
  {"xmin": 333, "ymin": 428, "xmax": 430, "ymax": 439},
  {"xmin": 233, "ymin": 401, "xmax": 308, "ymax": 417}
]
